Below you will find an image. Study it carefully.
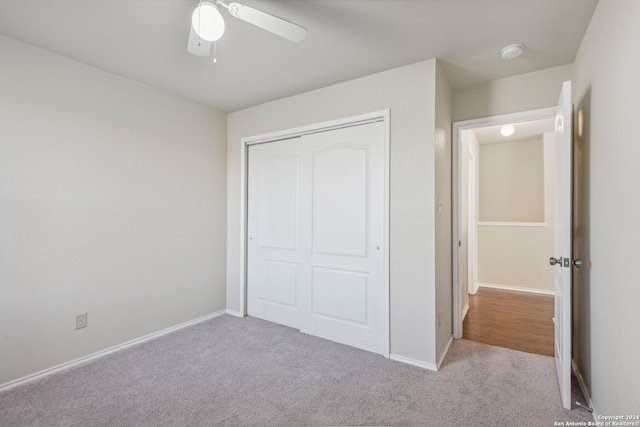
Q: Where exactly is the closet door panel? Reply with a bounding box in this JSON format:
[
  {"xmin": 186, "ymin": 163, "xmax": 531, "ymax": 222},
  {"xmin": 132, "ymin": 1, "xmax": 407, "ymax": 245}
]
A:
[{"xmin": 247, "ymin": 140, "xmax": 302, "ymax": 329}]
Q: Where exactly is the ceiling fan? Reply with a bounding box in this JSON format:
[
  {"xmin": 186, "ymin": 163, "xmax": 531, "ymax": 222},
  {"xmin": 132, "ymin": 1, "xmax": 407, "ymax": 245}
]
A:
[{"xmin": 187, "ymin": 0, "xmax": 307, "ymax": 57}]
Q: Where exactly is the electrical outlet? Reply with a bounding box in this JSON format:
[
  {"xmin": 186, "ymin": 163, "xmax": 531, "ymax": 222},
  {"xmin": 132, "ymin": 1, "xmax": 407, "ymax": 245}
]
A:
[
  {"xmin": 437, "ymin": 311, "xmax": 442, "ymax": 327},
  {"xmin": 75, "ymin": 313, "xmax": 87, "ymax": 330}
]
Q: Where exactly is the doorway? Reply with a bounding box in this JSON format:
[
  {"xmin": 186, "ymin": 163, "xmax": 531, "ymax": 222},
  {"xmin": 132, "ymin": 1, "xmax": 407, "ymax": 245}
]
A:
[{"xmin": 452, "ymin": 108, "xmax": 557, "ymax": 355}]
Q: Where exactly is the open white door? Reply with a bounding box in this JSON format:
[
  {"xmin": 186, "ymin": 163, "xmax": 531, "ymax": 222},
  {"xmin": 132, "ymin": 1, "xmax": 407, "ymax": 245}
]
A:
[{"xmin": 551, "ymin": 80, "xmax": 573, "ymax": 409}]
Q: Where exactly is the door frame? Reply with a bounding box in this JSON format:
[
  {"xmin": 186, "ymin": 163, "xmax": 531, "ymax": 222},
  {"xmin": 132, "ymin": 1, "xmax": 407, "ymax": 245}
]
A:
[
  {"xmin": 452, "ymin": 107, "xmax": 556, "ymax": 338},
  {"xmin": 237, "ymin": 109, "xmax": 391, "ymax": 357},
  {"xmin": 467, "ymin": 148, "xmax": 477, "ymax": 296}
]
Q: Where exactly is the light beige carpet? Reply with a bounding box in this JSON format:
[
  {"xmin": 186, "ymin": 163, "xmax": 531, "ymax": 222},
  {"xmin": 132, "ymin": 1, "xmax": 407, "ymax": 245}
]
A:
[{"xmin": 0, "ymin": 315, "xmax": 592, "ymax": 426}]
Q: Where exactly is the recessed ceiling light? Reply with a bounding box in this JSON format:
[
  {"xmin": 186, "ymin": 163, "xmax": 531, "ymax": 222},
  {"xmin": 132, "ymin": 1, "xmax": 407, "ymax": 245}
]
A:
[
  {"xmin": 500, "ymin": 44, "xmax": 524, "ymax": 60},
  {"xmin": 501, "ymin": 124, "xmax": 515, "ymax": 136}
]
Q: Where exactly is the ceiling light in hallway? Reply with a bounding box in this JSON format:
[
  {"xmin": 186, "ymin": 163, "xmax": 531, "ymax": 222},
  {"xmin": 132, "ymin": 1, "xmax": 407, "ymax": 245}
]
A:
[{"xmin": 501, "ymin": 124, "xmax": 515, "ymax": 136}]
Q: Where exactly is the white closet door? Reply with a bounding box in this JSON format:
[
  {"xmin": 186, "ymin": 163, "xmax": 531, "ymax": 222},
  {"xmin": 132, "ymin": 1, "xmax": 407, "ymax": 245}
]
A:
[
  {"xmin": 247, "ymin": 138, "xmax": 302, "ymax": 329},
  {"xmin": 247, "ymin": 121, "xmax": 385, "ymax": 354},
  {"xmin": 299, "ymin": 123, "xmax": 385, "ymax": 354}
]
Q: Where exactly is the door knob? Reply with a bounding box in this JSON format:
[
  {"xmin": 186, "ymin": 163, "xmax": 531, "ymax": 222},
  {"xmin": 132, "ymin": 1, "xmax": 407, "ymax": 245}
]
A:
[
  {"xmin": 549, "ymin": 257, "xmax": 562, "ymax": 266},
  {"xmin": 572, "ymin": 259, "xmax": 583, "ymax": 268}
]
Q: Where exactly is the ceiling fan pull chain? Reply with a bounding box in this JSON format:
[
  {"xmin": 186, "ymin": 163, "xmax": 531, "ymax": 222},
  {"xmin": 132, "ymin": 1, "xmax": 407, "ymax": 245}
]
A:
[
  {"xmin": 213, "ymin": 41, "xmax": 218, "ymax": 64},
  {"xmin": 197, "ymin": 0, "xmax": 203, "ymax": 46}
]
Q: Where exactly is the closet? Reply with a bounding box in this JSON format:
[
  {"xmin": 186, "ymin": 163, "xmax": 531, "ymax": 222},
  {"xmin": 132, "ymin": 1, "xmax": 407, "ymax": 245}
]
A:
[{"xmin": 247, "ymin": 121, "xmax": 385, "ymax": 354}]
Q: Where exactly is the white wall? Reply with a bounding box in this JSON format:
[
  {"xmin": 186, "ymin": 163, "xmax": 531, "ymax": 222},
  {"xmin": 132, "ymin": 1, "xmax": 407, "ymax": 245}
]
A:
[
  {"xmin": 0, "ymin": 35, "xmax": 228, "ymax": 386},
  {"xmin": 227, "ymin": 59, "xmax": 444, "ymax": 365},
  {"xmin": 453, "ymin": 65, "xmax": 572, "ymax": 122},
  {"xmin": 434, "ymin": 61, "xmax": 453, "ymax": 361},
  {"xmin": 572, "ymin": 0, "xmax": 640, "ymax": 413}
]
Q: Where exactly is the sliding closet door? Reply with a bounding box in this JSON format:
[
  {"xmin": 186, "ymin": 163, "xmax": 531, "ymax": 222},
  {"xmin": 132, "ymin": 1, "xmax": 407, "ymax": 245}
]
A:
[
  {"xmin": 299, "ymin": 123, "xmax": 385, "ymax": 354},
  {"xmin": 247, "ymin": 121, "xmax": 385, "ymax": 354},
  {"xmin": 247, "ymin": 138, "xmax": 303, "ymax": 329}
]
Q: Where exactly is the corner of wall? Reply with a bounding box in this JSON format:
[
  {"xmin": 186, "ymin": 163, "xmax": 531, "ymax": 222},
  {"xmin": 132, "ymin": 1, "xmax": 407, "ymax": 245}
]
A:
[
  {"xmin": 0, "ymin": 35, "xmax": 228, "ymax": 385},
  {"xmin": 434, "ymin": 60, "xmax": 454, "ymax": 362}
]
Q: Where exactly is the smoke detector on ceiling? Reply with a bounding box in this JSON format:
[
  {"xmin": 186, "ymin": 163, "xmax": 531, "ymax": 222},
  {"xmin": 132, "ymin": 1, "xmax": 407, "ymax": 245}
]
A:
[{"xmin": 500, "ymin": 44, "xmax": 524, "ymax": 60}]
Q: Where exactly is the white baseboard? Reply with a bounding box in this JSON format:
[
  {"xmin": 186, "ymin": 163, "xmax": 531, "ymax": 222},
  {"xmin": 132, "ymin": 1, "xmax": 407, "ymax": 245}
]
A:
[
  {"xmin": 572, "ymin": 359, "xmax": 597, "ymax": 421},
  {"xmin": 225, "ymin": 309, "xmax": 244, "ymax": 318},
  {"xmin": 391, "ymin": 333, "xmax": 453, "ymax": 371},
  {"xmin": 0, "ymin": 310, "xmax": 228, "ymax": 393},
  {"xmin": 462, "ymin": 302, "xmax": 469, "ymax": 321},
  {"xmin": 477, "ymin": 282, "xmax": 554, "ymax": 296},
  {"xmin": 390, "ymin": 354, "xmax": 438, "ymax": 372},
  {"xmin": 436, "ymin": 335, "xmax": 454, "ymax": 370}
]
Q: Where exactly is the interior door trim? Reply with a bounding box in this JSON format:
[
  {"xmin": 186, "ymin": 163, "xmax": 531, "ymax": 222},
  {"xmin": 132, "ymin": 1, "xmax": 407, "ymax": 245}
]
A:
[{"xmin": 451, "ymin": 107, "xmax": 556, "ymax": 339}]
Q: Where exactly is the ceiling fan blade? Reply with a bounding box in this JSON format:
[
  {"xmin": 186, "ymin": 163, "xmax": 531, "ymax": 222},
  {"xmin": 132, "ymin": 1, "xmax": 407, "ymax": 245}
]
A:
[
  {"xmin": 227, "ymin": 2, "xmax": 307, "ymax": 42},
  {"xmin": 187, "ymin": 26, "xmax": 212, "ymax": 56}
]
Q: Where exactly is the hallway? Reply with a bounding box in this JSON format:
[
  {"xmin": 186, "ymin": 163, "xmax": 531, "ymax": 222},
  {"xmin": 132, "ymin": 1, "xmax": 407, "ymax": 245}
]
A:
[{"xmin": 463, "ymin": 287, "xmax": 554, "ymax": 356}]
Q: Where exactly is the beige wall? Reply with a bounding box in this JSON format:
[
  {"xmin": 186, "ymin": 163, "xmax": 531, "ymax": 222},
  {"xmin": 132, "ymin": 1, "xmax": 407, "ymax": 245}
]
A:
[
  {"xmin": 0, "ymin": 35, "xmax": 228, "ymax": 386},
  {"xmin": 474, "ymin": 134, "xmax": 555, "ymax": 293},
  {"xmin": 227, "ymin": 59, "xmax": 445, "ymax": 365},
  {"xmin": 572, "ymin": 0, "xmax": 640, "ymax": 413},
  {"xmin": 477, "ymin": 225, "xmax": 554, "ymax": 292},
  {"xmin": 479, "ymin": 137, "xmax": 545, "ymax": 223},
  {"xmin": 453, "ymin": 65, "xmax": 572, "ymax": 122}
]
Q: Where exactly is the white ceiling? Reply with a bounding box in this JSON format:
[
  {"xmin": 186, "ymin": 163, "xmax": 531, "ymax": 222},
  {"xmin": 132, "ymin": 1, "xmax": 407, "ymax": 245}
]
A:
[{"xmin": 0, "ymin": 0, "xmax": 598, "ymax": 113}]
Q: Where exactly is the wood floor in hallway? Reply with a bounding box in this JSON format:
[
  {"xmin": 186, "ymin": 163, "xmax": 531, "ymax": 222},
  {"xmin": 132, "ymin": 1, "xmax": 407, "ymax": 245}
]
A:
[{"xmin": 463, "ymin": 287, "xmax": 554, "ymax": 356}]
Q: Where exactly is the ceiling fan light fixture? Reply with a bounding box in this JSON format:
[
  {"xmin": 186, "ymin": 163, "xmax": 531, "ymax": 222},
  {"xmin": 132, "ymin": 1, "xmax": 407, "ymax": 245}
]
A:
[{"xmin": 192, "ymin": 1, "xmax": 225, "ymax": 42}]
